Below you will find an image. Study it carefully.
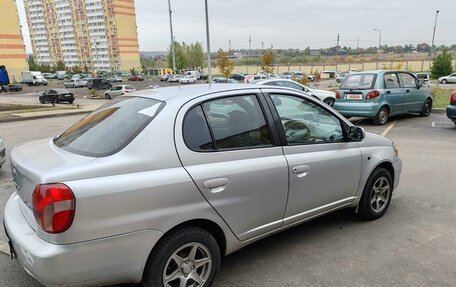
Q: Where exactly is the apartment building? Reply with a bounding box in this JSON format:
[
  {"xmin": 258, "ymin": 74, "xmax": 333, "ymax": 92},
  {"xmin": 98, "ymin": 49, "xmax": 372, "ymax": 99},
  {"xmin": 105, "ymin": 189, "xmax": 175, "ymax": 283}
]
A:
[
  {"xmin": 24, "ymin": 0, "xmax": 141, "ymax": 73},
  {"xmin": 0, "ymin": 0, "xmax": 28, "ymax": 82}
]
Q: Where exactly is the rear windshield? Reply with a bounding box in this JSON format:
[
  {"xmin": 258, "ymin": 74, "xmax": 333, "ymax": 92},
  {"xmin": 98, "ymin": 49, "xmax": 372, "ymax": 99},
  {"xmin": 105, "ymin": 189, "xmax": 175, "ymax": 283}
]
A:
[
  {"xmin": 54, "ymin": 97, "xmax": 164, "ymax": 157},
  {"xmin": 341, "ymin": 74, "xmax": 377, "ymax": 90}
]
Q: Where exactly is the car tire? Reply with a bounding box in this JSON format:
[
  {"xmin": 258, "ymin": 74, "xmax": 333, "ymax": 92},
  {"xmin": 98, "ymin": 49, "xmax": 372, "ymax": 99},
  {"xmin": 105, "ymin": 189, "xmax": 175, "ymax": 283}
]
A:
[
  {"xmin": 105, "ymin": 93, "xmax": 111, "ymax": 99},
  {"xmin": 68, "ymin": 100, "xmax": 74, "ymax": 104},
  {"xmin": 142, "ymin": 226, "xmax": 220, "ymax": 287},
  {"xmin": 323, "ymin": 98, "xmax": 335, "ymax": 107},
  {"xmin": 357, "ymin": 167, "xmax": 393, "ymax": 220},
  {"xmin": 39, "ymin": 98, "xmax": 44, "ymax": 104},
  {"xmin": 419, "ymin": 99, "xmax": 432, "ymax": 117},
  {"xmin": 373, "ymin": 106, "xmax": 389, "ymax": 125},
  {"xmin": 441, "ymin": 79, "xmax": 448, "ymax": 84}
]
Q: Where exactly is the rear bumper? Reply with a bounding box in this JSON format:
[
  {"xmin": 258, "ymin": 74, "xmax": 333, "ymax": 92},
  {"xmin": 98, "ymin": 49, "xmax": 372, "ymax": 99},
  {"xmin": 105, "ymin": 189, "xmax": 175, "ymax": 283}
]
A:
[
  {"xmin": 446, "ymin": 105, "xmax": 456, "ymax": 121},
  {"xmin": 334, "ymin": 101, "xmax": 381, "ymax": 118},
  {"xmin": 4, "ymin": 193, "xmax": 163, "ymax": 287}
]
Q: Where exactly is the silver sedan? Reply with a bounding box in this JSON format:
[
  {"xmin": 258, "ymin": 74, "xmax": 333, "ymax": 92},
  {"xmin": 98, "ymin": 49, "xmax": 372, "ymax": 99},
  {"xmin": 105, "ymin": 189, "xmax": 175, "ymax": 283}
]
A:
[{"xmin": 4, "ymin": 84, "xmax": 402, "ymax": 287}]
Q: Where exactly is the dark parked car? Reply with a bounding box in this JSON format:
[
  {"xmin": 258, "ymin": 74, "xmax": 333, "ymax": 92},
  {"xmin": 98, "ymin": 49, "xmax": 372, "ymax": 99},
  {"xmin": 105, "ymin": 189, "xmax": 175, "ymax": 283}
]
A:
[
  {"xmin": 39, "ymin": 89, "xmax": 74, "ymax": 104},
  {"xmin": 87, "ymin": 78, "xmax": 112, "ymax": 90},
  {"xmin": 447, "ymin": 90, "xmax": 456, "ymax": 125},
  {"xmin": 128, "ymin": 75, "xmax": 144, "ymax": 81},
  {"xmin": 160, "ymin": 74, "xmax": 171, "ymax": 82},
  {"xmin": 230, "ymin": 73, "xmax": 245, "ymax": 81},
  {"xmin": 1, "ymin": 84, "xmax": 23, "ymax": 92}
]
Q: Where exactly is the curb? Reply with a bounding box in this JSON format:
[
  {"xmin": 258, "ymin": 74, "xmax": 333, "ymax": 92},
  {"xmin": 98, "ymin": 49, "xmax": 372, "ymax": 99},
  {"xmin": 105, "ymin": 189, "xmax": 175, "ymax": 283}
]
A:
[
  {"xmin": 0, "ymin": 110, "xmax": 92, "ymax": 123},
  {"xmin": 433, "ymin": 108, "xmax": 446, "ymax": 114},
  {"xmin": 0, "ymin": 240, "xmax": 10, "ymax": 256}
]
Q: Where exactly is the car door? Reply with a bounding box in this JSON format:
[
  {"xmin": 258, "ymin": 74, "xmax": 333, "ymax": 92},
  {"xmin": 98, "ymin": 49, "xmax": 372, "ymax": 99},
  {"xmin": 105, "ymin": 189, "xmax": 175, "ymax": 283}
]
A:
[
  {"xmin": 174, "ymin": 90, "xmax": 289, "ymax": 241},
  {"xmin": 450, "ymin": 73, "xmax": 456, "ymax": 83},
  {"xmin": 398, "ymin": 72, "xmax": 423, "ymax": 112},
  {"xmin": 383, "ymin": 73, "xmax": 404, "ymax": 115},
  {"xmin": 264, "ymin": 90, "xmax": 362, "ymax": 225}
]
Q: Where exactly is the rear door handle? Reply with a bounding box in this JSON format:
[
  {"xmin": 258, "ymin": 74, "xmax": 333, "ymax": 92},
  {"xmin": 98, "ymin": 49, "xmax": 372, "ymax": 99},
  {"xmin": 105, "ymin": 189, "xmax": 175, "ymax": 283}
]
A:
[
  {"xmin": 386, "ymin": 90, "xmax": 391, "ymax": 94},
  {"xmin": 203, "ymin": 178, "xmax": 229, "ymax": 193},
  {"xmin": 292, "ymin": 165, "xmax": 311, "ymax": 178}
]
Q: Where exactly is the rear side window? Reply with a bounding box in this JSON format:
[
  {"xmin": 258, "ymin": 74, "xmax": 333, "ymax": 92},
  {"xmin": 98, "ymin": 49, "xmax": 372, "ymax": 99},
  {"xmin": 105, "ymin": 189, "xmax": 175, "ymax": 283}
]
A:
[
  {"xmin": 384, "ymin": 73, "xmax": 400, "ymax": 89},
  {"xmin": 341, "ymin": 74, "xmax": 376, "ymax": 90},
  {"xmin": 183, "ymin": 105, "xmax": 215, "ymax": 151},
  {"xmin": 54, "ymin": 97, "xmax": 164, "ymax": 157},
  {"xmin": 183, "ymin": 95, "xmax": 272, "ymax": 151}
]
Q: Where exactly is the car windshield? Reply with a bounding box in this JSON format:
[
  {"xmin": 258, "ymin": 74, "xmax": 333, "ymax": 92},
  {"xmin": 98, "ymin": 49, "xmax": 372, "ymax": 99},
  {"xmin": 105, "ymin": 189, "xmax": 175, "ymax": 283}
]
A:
[
  {"xmin": 54, "ymin": 97, "xmax": 164, "ymax": 157},
  {"xmin": 341, "ymin": 74, "xmax": 377, "ymax": 90}
]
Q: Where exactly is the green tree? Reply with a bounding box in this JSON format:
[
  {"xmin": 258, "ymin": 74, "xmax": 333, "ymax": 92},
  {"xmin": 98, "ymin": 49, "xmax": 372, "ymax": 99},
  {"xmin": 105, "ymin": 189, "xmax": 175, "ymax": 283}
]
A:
[
  {"xmin": 130, "ymin": 68, "xmax": 137, "ymax": 76},
  {"xmin": 216, "ymin": 49, "xmax": 234, "ymax": 79},
  {"xmin": 28, "ymin": 55, "xmax": 38, "ymax": 71},
  {"xmin": 55, "ymin": 61, "xmax": 66, "ymax": 71},
  {"xmin": 167, "ymin": 41, "xmax": 189, "ymax": 72},
  {"xmin": 430, "ymin": 49, "xmax": 454, "ymax": 79},
  {"xmin": 188, "ymin": 42, "xmax": 204, "ymax": 69}
]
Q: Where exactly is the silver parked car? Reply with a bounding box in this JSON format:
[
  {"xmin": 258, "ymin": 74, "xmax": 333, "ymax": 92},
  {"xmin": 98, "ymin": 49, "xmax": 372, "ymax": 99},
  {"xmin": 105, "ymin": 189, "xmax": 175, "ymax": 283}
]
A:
[
  {"xmin": 438, "ymin": 73, "xmax": 456, "ymax": 84},
  {"xmin": 104, "ymin": 85, "xmax": 136, "ymax": 99},
  {"xmin": 0, "ymin": 137, "xmax": 5, "ymax": 169},
  {"xmin": 253, "ymin": 78, "xmax": 337, "ymax": 107},
  {"xmin": 4, "ymin": 84, "xmax": 402, "ymax": 287}
]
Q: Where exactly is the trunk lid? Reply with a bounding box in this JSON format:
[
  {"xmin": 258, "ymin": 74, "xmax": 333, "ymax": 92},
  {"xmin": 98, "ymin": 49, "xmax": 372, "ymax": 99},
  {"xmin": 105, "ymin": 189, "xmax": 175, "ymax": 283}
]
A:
[{"xmin": 11, "ymin": 138, "xmax": 95, "ymax": 225}]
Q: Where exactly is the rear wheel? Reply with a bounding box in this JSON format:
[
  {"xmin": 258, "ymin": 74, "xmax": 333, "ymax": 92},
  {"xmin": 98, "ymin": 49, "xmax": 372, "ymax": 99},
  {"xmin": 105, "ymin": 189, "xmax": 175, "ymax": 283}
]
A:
[
  {"xmin": 142, "ymin": 226, "xmax": 220, "ymax": 287},
  {"xmin": 373, "ymin": 106, "xmax": 389, "ymax": 125},
  {"xmin": 357, "ymin": 168, "xmax": 393, "ymax": 220},
  {"xmin": 323, "ymin": 98, "xmax": 335, "ymax": 107},
  {"xmin": 419, "ymin": 99, "xmax": 432, "ymax": 117}
]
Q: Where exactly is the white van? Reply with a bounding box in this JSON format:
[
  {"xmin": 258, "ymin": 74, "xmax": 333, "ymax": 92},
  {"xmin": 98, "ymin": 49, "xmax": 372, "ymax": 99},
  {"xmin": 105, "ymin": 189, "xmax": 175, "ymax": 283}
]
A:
[{"xmin": 184, "ymin": 71, "xmax": 201, "ymax": 80}]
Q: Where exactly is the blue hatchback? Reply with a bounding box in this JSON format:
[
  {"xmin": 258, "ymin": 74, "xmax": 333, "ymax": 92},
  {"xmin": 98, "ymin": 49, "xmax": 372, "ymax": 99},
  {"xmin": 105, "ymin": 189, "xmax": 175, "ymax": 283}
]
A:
[{"xmin": 334, "ymin": 71, "xmax": 433, "ymax": 125}]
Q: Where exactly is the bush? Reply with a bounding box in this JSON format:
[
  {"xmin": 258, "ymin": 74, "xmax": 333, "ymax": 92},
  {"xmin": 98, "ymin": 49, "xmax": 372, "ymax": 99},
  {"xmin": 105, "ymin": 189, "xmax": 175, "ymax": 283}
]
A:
[{"xmin": 430, "ymin": 49, "xmax": 454, "ymax": 79}]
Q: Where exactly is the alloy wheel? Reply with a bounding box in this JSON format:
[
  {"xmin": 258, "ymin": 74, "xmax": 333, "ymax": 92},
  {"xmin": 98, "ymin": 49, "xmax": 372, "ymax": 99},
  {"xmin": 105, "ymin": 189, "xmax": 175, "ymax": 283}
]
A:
[
  {"xmin": 370, "ymin": 177, "xmax": 391, "ymax": 213},
  {"xmin": 163, "ymin": 242, "xmax": 212, "ymax": 287}
]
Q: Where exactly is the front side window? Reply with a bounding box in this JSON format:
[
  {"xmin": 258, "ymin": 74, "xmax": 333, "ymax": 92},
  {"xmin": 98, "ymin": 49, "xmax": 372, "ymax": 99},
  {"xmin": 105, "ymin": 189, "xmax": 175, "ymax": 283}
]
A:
[
  {"xmin": 384, "ymin": 73, "xmax": 400, "ymax": 89},
  {"xmin": 399, "ymin": 73, "xmax": 417, "ymax": 88},
  {"xmin": 54, "ymin": 97, "xmax": 164, "ymax": 157},
  {"xmin": 270, "ymin": 94, "xmax": 344, "ymax": 145},
  {"xmin": 202, "ymin": 95, "xmax": 272, "ymax": 150}
]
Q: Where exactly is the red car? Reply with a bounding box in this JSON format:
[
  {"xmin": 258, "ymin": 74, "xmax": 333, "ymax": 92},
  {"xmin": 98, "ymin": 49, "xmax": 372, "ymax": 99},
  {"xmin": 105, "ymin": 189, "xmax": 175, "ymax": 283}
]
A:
[{"xmin": 128, "ymin": 75, "xmax": 144, "ymax": 81}]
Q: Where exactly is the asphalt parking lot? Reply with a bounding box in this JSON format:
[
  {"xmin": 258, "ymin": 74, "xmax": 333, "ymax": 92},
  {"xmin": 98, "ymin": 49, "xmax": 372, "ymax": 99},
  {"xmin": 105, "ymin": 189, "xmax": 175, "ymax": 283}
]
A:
[{"xmin": 0, "ymin": 108, "xmax": 454, "ymax": 286}]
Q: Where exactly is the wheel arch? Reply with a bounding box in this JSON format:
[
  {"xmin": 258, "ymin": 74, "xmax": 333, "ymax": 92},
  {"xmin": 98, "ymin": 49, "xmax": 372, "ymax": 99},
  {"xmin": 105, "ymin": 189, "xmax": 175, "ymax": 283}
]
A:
[{"xmin": 375, "ymin": 161, "xmax": 395, "ymax": 186}]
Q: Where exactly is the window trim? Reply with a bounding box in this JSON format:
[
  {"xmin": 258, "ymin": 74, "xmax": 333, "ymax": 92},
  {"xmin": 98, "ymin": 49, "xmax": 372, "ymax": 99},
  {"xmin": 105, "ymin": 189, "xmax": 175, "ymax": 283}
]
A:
[
  {"xmin": 340, "ymin": 73, "xmax": 378, "ymax": 90},
  {"xmin": 182, "ymin": 93, "xmax": 277, "ymax": 153},
  {"xmin": 264, "ymin": 91, "xmax": 350, "ymax": 146}
]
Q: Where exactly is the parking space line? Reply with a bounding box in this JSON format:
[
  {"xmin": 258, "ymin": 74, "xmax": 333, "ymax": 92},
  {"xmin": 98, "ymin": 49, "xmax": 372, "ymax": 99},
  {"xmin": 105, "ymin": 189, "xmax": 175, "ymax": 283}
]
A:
[
  {"xmin": 432, "ymin": 122, "xmax": 436, "ymax": 127},
  {"xmin": 381, "ymin": 121, "xmax": 397, "ymax": 137}
]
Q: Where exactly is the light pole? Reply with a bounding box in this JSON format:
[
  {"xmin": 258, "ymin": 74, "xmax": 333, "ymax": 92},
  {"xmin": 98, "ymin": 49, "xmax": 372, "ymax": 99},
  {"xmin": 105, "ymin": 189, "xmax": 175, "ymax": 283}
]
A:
[
  {"xmin": 373, "ymin": 29, "xmax": 382, "ymax": 51},
  {"xmin": 205, "ymin": 0, "xmax": 212, "ymax": 82},
  {"xmin": 167, "ymin": 0, "xmax": 176, "ymax": 74},
  {"xmin": 430, "ymin": 10, "xmax": 440, "ymax": 58}
]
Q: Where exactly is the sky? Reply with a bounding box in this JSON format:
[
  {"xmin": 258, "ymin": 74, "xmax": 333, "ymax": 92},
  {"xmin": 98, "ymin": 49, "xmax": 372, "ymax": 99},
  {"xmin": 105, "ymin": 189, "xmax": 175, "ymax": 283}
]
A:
[{"xmin": 16, "ymin": 0, "xmax": 456, "ymax": 54}]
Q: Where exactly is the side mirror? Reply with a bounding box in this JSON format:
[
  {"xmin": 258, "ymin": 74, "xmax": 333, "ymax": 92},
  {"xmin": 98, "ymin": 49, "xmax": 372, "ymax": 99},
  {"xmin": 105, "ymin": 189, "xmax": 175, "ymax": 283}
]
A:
[
  {"xmin": 417, "ymin": 81, "xmax": 423, "ymax": 89},
  {"xmin": 348, "ymin": 126, "xmax": 365, "ymax": 141}
]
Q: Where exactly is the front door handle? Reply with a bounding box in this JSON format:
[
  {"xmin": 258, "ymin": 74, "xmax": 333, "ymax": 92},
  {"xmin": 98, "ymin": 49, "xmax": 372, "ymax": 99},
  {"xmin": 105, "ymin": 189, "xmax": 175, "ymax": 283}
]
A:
[
  {"xmin": 292, "ymin": 165, "xmax": 311, "ymax": 178},
  {"xmin": 406, "ymin": 89, "xmax": 410, "ymax": 93},
  {"xmin": 203, "ymin": 178, "xmax": 229, "ymax": 193}
]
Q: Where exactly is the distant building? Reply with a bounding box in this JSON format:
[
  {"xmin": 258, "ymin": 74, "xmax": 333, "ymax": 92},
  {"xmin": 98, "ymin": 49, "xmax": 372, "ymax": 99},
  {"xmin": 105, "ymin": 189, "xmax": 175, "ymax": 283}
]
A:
[
  {"xmin": 24, "ymin": 0, "xmax": 141, "ymax": 73},
  {"xmin": 0, "ymin": 0, "xmax": 28, "ymax": 82}
]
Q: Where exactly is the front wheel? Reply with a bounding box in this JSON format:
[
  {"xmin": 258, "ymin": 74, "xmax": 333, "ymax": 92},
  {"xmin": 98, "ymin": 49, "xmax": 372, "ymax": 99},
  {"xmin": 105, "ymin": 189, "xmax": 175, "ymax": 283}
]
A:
[
  {"xmin": 323, "ymin": 98, "xmax": 335, "ymax": 107},
  {"xmin": 373, "ymin": 106, "xmax": 389, "ymax": 125},
  {"xmin": 143, "ymin": 226, "xmax": 220, "ymax": 287},
  {"xmin": 441, "ymin": 79, "xmax": 448, "ymax": 84},
  {"xmin": 419, "ymin": 99, "xmax": 432, "ymax": 117},
  {"xmin": 105, "ymin": 93, "xmax": 111, "ymax": 99},
  {"xmin": 357, "ymin": 167, "xmax": 393, "ymax": 220}
]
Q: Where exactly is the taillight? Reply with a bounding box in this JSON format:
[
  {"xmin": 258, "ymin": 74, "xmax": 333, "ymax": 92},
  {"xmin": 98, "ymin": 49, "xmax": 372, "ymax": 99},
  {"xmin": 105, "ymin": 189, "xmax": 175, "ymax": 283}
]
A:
[
  {"xmin": 32, "ymin": 183, "xmax": 75, "ymax": 234},
  {"xmin": 367, "ymin": 90, "xmax": 380, "ymax": 99},
  {"xmin": 336, "ymin": 91, "xmax": 341, "ymax": 99},
  {"xmin": 450, "ymin": 91, "xmax": 456, "ymax": 105}
]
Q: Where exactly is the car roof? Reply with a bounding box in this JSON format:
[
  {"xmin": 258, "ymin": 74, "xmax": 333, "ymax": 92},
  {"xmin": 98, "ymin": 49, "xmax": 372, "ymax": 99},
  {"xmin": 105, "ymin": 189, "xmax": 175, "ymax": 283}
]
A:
[
  {"xmin": 131, "ymin": 84, "xmax": 265, "ymax": 102},
  {"xmin": 52, "ymin": 88, "xmax": 69, "ymax": 92}
]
